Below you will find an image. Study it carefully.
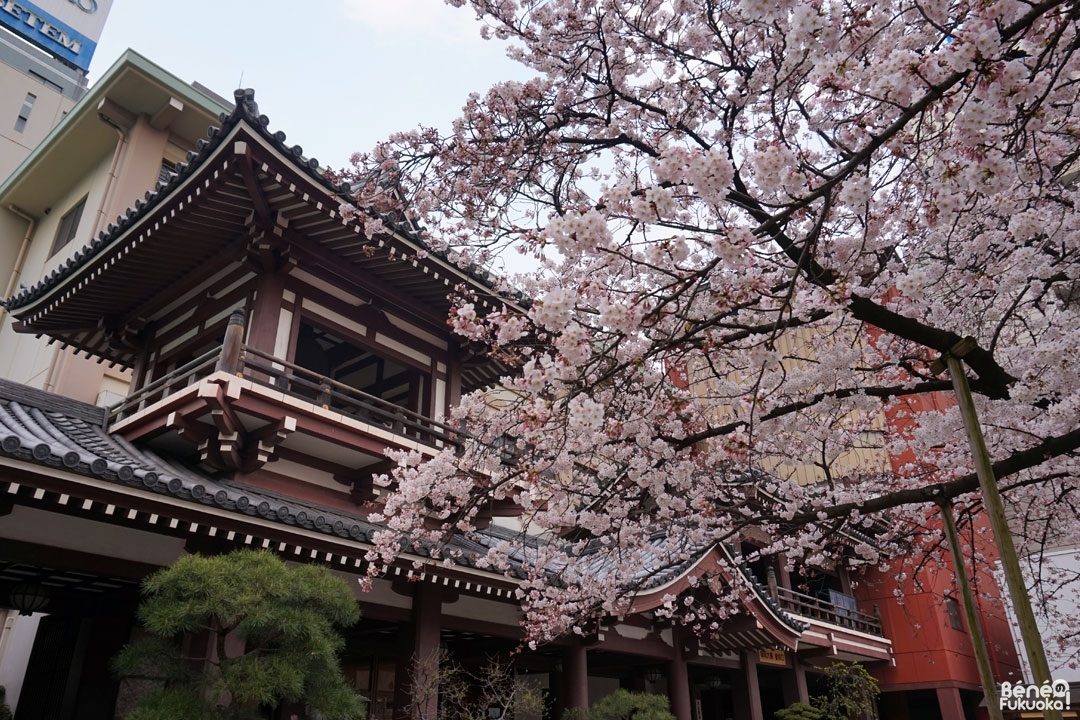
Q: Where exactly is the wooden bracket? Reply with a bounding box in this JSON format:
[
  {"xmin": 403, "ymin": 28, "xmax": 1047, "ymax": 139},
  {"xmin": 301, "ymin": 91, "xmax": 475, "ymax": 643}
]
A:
[
  {"xmin": 237, "ymin": 147, "xmax": 273, "ymax": 227},
  {"xmin": 242, "ymin": 416, "xmax": 296, "ymax": 471}
]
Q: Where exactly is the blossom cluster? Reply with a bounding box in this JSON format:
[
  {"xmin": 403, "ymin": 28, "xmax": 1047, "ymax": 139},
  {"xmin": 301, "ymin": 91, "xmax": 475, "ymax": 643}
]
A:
[{"xmin": 339, "ymin": 0, "xmax": 1080, "ymax": 653}]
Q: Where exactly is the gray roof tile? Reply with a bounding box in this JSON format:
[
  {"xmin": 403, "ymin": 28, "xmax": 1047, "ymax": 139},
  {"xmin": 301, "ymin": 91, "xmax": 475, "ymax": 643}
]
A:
[
  {"xmin": 2, "ymin": 89, "xmax": 527, "ymax": 314},
  {"xmin": 0, "ymin": 380, "xmax": 802, "ymax": 633}
]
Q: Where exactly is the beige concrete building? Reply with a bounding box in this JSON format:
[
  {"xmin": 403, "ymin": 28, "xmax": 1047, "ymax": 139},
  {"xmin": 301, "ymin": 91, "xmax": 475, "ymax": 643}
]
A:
[
  {"xmin": 0, "ymin": 26, "xmax": 91, "ymax": 183},
  {"xmin": 0, "ymin": 49, "xmax": 231, "ymax": 407},
  {"xmin": 0, "ymin": 0, "xmax": 115, "ymax": 179}
]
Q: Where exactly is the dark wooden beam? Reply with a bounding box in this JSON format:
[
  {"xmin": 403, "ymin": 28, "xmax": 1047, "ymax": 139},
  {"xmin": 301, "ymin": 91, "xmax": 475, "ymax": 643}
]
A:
[
  {"xmin": 166, "ymin": 410, "xmax": 212, "ymax": 446},
  {"xmin": 242, "ymin": 415, "xmax": 297, "ymax": 471},
  {"xmin": 118, "ymin": 243, "xmax": 251, "ymax": 339},
  {"xmin": 284, "ymin": 235, "xmax": 450, "ymax": 333},
  {"xmin": 198, "ymin": 382, "xmax": 243, "ymax": 469},
  {"xmin": 331, "ymin": 351, "xmax": 381, "ymax": 378},
  {"xmin": 336, "ymin": 459, "xmax": 395, "ymax": 503},
  {"xmin": 238, "ymin": 149, "xmax": 274, "ymax": 227}
]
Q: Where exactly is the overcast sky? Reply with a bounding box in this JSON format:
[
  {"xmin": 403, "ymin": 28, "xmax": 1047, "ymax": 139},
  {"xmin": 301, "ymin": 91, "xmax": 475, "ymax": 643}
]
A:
[{"xmin": 88, "ymin": 0, "xmax": 529, "ymax": 170}]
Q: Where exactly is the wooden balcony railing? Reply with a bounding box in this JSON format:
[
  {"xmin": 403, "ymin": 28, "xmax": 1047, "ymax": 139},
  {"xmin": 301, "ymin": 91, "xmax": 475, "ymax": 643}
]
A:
[
  {"xmin": 108, "ymin": 347, "xmax": 222, "ymax": 421},
  {"xmin": 109, "ymin": 314, "xmax": 465, "ymax": 450},
  {"xmin": 774, "ymin": 585, "xmax": 884, "ymax": 637},
  {"xmin": 240, "ymin": 347, "xmax": 464, "ymax": 449}
]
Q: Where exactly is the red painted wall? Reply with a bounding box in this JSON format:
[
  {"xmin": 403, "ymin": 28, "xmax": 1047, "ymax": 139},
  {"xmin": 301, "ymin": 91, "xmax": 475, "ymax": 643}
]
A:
[{"xmin": 855, "ymin": 389, "xmax": 1023, "ymax": 691}]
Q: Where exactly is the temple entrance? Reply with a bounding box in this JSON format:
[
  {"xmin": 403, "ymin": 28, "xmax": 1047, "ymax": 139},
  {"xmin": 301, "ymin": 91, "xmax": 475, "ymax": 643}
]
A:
[
  {"xmin": 756, "ymin": 667, "xmax": 787, "ymax": 720},
  {"xmin": 0, "ymin": 552, "xmax": 141, "ymax": 720},
  {"xmin": 694, "ymin": 670, "xmax": 738, "ymax": 720}
]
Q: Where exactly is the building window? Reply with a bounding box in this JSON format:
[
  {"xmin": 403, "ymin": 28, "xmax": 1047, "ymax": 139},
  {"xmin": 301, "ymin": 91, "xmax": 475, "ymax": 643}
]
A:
[
  {"xmin": 50, "ymin": 196, "xmax": 87, "ymax": 256},
  {"xmin": 14, "ymin": 93, "xmax": 36, "ymax": 133},
  {"xmin": 944, "ymin": 594, "xmax": 964, "ymax": 631}
]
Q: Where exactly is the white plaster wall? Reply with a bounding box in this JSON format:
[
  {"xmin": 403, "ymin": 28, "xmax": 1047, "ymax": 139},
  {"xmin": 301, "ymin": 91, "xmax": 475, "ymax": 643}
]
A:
[
  {"xmin": 0, "ymin": 609, "xmax": 42, "ymax": 714},
  {"xmin": 442, "ymin": 593, "xmax": 522, "ymax": 627},
  {"xmin": 0, "ymin": 505, "xmax": 187, "ymax": 566}
]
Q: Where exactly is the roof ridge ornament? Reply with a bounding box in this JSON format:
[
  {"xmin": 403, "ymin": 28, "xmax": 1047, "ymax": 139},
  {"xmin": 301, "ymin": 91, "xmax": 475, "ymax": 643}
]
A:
[{"xmin": 233, "ymin": 88, "xmax": 260, "ymax": 121}]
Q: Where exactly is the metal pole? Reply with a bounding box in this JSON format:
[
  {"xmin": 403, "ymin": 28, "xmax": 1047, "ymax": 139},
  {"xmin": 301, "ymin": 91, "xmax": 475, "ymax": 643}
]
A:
[
  {"xmin": 937, "ymin": 499, "xmax": 1002, "ymax": 720},
  {"xmin": 943, "ymin": 348, "xmax": 1060, "ymax": 720}
]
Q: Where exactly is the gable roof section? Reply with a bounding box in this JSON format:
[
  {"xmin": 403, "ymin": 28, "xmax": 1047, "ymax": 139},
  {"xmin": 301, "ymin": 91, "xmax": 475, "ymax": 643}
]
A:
[{"xmin": 3, "ymin": 88, "xmax": 525, "ymax": 375}]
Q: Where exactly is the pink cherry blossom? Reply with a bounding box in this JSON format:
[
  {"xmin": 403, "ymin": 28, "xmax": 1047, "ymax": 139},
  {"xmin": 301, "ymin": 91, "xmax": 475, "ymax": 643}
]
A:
[{"xmin": 338, "ymin": 0, "xmax": 1080, "ymax": 652}]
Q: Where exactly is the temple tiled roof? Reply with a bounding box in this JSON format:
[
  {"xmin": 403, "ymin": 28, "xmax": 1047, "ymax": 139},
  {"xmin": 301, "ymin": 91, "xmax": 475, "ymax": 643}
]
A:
[
  {"xmin": 0, "ymin": 378, "xmax": 384, "ymax": 545},
  {"xmin": 2, "ymin": 88, "xmax": 525, "ymax": 314},
  {"xmin": 0, "ymin": 377, "xmax": 804, "ymax": 635}
]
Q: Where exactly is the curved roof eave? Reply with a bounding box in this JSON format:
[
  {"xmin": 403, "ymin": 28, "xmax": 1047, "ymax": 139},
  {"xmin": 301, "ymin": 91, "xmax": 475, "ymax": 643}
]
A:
[
  {"xmin": 3, "ymin": 87, "xmax": 526, "ymax": 318},
  {"xmin": 626, "ymin": 543, "xmax": 806, "ymax": 643}
]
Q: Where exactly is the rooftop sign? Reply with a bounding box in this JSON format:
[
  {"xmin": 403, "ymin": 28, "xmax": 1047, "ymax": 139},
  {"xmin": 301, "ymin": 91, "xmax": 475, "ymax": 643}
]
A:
[{"xmin": 0, "ymin": 0, "xmax": 113, "ymax": 71}]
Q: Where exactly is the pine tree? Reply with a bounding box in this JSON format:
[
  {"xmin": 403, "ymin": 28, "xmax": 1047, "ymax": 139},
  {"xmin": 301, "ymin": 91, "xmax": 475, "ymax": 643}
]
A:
[{"xmin": 114, "ymin": 549, "xmax": 364, "ymax": 720}]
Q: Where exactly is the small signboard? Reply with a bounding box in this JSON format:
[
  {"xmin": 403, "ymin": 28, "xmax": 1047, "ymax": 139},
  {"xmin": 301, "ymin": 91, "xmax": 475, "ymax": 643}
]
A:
[{"xmin": 758, "ymin": 648, "xmax": 788, "ymax": 667}]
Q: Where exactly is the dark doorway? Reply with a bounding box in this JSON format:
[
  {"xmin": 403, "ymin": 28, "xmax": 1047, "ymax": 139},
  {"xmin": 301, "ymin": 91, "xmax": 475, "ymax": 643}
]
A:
[
  {"xmin": 758, "ymin": 667, "xmax": 786, "ymax": 720},
  {"xmin": 695, "ymin": 669, "xmax": 737, "ymax": 720},
  {"xmin": 15, "ymin": 614, "xmax": 133, "ymax": 720}
]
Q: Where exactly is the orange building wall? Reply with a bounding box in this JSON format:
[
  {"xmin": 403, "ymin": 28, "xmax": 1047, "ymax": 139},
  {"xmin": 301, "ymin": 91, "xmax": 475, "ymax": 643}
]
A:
[{"xmin": 855, "ymin": 389, "xmax": 1023, "ymax": 691}]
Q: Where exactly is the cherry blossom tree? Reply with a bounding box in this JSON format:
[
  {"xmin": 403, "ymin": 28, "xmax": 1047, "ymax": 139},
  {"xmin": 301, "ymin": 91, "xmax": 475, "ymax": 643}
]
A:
[{"xmin": 341, "ymin": 0, "xmax": 1080, "ymax": 651}]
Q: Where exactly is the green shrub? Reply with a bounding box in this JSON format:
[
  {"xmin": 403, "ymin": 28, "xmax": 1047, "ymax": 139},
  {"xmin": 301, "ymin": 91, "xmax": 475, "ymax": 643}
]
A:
[
  {"xmin": 812, "ymin": 662, "xmax": 879, "ymax": 720},
  {"xmin": 587, "ymin": 690, "xmax": 675, "ymax": 720},
  {"xmin": 0, "ymin": 685, "xmax": 12, "ymax": 720},
  {"xmin": 776, "ymin": 702, "xmax": 824, "ymax": 720}
]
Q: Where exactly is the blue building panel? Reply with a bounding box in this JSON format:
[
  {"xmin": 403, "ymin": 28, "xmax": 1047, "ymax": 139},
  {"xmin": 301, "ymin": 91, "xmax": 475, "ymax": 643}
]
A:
[{"xmin": 0, "ymin": 0, "xmax": 97, "ymax": 71}]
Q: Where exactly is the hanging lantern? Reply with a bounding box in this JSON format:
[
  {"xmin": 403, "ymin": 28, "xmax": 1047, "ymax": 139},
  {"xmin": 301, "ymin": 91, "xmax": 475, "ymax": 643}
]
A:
[{"xmin": 9, "ymin": 582, "xmax": 49, "ymax": 615}]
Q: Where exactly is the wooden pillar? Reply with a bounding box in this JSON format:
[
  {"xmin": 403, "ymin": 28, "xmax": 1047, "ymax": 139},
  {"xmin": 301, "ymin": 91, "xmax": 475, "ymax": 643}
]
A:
[
  {"xmin": 447, "ymin": 342, "xmax": 462, "ymax": 407},
  {"xmin": 130, "ymin": 340, "xmax": 153, "ymax": 392},
  {"xmin": 782, "ymin": 661, "xmax": 809, "ymax": 705},
  {"xmin": 936, "ymin": 687, "xmax": 966, "ymax": 720},
  {"xmin": 216, "ymin": 309, "xmax": 246, "ymax": 374},
  {"xmin": 838, "ymin": 567, "xmax": 854, "ymax": 596},
  {"xmin": 668, "ymin": 656, "xmax": 692, "ymax": 720},
  {"xmin": 563, "ymin": 642, "xmax": 589, "ymax": 711},
  {"xmin": 776, "ymin": 555, "xmax": 793, "ymax": 593},
  {"xmin": 733, "ymin": 651, "xmax": 763, "ymax": 720},
  {"xmin": 766, "ymin": 568, "xmax": 779, "ymax": 600},
  {"xmin": 247, "ymin": 270, "xmax": 286, "ymax": 355},
  {"xmin": 59, "ymin": 618, "xmax": 91, "ymax": 720},
  {"xmin": 412, "ymin": 583, "xmax": 443, "ymax": 720},
  {"xmin": 669, "ymin": 627, "xmax": 692, "ymax": 720}
]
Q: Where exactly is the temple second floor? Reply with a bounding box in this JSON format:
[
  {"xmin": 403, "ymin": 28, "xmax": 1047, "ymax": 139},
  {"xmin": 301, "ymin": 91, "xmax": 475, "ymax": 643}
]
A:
[{"xmin": 1, "ymin": 85, "xmax": 522, "ymax": 509}]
